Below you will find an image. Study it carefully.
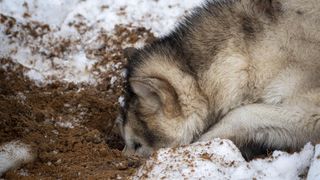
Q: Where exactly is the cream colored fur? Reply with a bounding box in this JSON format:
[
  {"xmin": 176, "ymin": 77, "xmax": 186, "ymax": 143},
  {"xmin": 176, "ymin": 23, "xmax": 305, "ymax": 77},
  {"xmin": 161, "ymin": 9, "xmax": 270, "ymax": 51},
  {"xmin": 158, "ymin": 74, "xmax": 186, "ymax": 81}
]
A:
[{"xmin": 122, "ymin": 0, "xmax": 320, "ymax": 157}]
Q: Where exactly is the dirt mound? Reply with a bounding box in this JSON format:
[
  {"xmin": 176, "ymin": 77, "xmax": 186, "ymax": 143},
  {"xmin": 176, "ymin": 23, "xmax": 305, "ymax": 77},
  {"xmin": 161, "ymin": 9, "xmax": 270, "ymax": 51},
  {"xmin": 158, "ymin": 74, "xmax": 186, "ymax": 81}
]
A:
[
  {"xmin": 0, "ymin": 17, "xmax": 155, "ymax": 178},
  {"xmin": 0, "ymin": 62, "xmax": 140, "ymax": 179}
]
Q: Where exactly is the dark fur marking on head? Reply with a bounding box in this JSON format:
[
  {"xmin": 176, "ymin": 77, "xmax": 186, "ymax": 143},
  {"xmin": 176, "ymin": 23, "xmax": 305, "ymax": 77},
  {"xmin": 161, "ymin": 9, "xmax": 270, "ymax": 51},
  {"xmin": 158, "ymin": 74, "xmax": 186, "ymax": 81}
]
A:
[
  {"xmin": 296, "ymin": 10, "xmax": 303, "ymax": 15},
  {"xmin": 132, "ymin": 111, "xmax": 157, "ymax": 146},
  {"xmin": 131, "ymin": 108, "xmax": 172, "ymax": 148},
  {"xmin": 241, "ymin": 16, "xmax": 263, "ymax": 40},
  {"xmin": 125, "ymin": 0, "xmax": 236, "ymax": 76},
  {"xmin": 121, "ymin": 74, "xmax": 136, "ymax": 126},
  {"xmin": 242, "ymin": 16, "xmax": 257, "ymax": 39},
  {"xmin": 253, "ymin": 0, "xmax": 283, "ymax": 21},
  {"xmin": 171, "ymin": 1, "xmax": 235, "ymax": 73}
]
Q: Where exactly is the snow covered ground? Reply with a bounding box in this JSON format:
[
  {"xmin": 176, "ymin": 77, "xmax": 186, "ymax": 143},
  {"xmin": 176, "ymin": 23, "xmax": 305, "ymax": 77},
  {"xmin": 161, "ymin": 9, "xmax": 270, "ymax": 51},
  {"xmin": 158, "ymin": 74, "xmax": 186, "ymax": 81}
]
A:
[
  {"xmin": 134, "ymin": 139, "xmax": 319, "ymax": 180},
  {"xmin": 0, "ymin": 0, "xmax": 203, "ymax": 36},
  {"xmin": 308, "ymin": 144, "xmax": 320, "ymax": 180},
  {"xmin": 0, "ymin": 0, "xmax": 203, "ymax": 85},
  {"xmin": 1, "ymin": 0, "xmax": 319, "ymax": 179}
]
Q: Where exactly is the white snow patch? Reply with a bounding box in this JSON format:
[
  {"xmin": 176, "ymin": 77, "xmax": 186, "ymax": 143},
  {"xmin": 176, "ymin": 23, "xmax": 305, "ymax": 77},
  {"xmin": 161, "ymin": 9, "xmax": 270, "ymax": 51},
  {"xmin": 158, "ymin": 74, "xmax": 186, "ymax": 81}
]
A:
[
  {"xmin": 307, "ymin": 144, "xmax": 320, "ymax": 180},
  {"xmin": 62, "ymin": 51, "xmax": 96, "ymax": 84},
  {"xmin": 134, "ymin": 139, "xmax": 315, "ymax": 180},
  {"xmin": 25, "ymin": 69, "xmax": 45, "ymax": 84},
  {"xmin": 120, "ymin": 69, "xmax": 128, "ymax": 78},
  {"xmin": 110, "ymin": 76, "xmax": 118, "ymax": 86},
  {"xmin": 55, "ymin": 121, "xmax": 74, "ymax": 129},
  {"xmin": 0, "ymin": 0, "xmax": 79, "ymax": 27},
  {"xmin": 0, "ymin": 141, "xmax": 34, "ymax": 176},
  {"xmin": 118, "ymin": 96, "xmax": 125, "ymax": 107}
]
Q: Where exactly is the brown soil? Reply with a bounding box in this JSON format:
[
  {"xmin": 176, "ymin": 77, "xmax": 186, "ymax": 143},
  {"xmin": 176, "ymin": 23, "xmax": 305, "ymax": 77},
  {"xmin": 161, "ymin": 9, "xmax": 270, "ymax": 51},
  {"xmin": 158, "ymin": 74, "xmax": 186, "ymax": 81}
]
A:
[
  {"xmin": 0, "ymin": 14, "xmax": 155, "ymax": 179},
  {"xmin": 0, "ymin": 61, "xmax": 142, "ymax": 179}
]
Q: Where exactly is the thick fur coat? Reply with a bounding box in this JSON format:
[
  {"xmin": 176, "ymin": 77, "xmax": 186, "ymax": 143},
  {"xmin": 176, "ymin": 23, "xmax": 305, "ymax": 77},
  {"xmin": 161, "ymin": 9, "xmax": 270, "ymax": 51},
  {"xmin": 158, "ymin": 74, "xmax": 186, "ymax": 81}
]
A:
[{"xmin": 119, "ymin": 0, "xmax": 320, "ymax": 158}]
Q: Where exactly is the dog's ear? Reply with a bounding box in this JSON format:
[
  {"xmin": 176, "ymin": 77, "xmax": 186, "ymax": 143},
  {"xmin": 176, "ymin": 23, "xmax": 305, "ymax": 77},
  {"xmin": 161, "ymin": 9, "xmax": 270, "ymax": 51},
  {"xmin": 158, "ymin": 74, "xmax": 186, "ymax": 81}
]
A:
[{"xmin": 130, "ymin": 77, "xmax": 181, "ymax": 118}]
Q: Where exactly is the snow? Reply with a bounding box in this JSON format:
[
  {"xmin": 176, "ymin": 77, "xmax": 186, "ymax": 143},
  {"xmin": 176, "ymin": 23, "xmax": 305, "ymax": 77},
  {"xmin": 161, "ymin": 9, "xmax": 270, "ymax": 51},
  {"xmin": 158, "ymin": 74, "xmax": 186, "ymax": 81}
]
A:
[
  {"xmin": 110, "ymin": 76, "xmax": 118, "ymax": 86},
  {"xmin": 0, "ymin": 0, "xmax": 203, "ymax": 36},
  {"xmin": 0, "ymin": 141, "xmax": 34, "ymax": 176},
  {"xmin": 55, "ymin": 121, "xmax": 75, "ymax": 129},
  {"xmin": 134, "ymin": 139, "xmax": 315, "ymax": 180},
  {"xmin": 307, "ymin": 144, "xmax": 320, "ymax": 180},
  {"xmin": 118, "ymin": 96, "xmax": 125, "ymax": 107},
  {"xmin": 0, "ymin": 0, "xmax": 203, "ymax": 85},
  {"xmin": 0, "ymin": 0, "xmax": 79, "ymax": 26}
]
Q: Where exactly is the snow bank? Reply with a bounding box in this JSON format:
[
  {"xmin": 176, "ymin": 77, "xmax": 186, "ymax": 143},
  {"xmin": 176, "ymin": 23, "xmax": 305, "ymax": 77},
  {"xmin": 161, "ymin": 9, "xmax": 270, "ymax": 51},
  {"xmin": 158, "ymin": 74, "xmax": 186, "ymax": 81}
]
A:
[
  {"xmin": 307, "ymin": 144, "xmax": 320, "ymax": 180},
  {"xmin": 0, "ymin": 141, "xmax": 34, "ymax": 176},
  {"xmin": 134, "ymin": 139, "xmax": 315, "ymax": 180}
]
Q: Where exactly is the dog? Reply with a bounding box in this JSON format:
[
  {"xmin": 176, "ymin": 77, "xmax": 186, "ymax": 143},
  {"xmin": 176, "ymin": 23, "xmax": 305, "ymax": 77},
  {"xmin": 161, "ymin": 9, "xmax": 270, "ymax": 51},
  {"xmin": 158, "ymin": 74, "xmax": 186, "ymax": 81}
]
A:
[{"xmin": 118, "ymin": 0, "xmax": 320, "ymax": 158}]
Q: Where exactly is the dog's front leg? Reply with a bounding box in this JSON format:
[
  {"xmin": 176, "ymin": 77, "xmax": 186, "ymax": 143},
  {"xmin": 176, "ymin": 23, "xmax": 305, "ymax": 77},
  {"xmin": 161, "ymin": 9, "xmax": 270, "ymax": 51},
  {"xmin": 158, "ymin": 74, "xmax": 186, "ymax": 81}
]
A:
[{"xmin": 198, "ymin": 103, "xmax": 320, "ymax": 151}]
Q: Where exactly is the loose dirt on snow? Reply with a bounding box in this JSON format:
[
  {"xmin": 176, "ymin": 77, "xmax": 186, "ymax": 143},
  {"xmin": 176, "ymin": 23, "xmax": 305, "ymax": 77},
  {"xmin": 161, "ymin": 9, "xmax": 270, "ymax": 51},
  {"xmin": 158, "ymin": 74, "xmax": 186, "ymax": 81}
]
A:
[
  {"xmin": 0, "ymin": 13, "xmax": 155, "ymax": 179},
  {"xmin": 0, "ymin": 60, "xmax": 141, "ymax": 179}
]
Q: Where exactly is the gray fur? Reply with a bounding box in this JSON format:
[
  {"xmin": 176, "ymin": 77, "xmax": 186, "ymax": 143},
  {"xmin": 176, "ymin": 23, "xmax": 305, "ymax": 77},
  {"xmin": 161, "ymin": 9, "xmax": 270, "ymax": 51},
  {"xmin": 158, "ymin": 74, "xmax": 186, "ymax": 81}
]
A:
[{"xmin": 119, "ymin": 0, "xmax": 320, "ymax": 158}]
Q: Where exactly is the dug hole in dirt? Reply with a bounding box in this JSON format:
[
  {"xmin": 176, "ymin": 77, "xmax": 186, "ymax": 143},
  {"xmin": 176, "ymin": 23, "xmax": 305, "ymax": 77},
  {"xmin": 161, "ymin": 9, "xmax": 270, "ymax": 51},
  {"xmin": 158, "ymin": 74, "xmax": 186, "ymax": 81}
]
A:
[{"xmin": 0, "ymin": 13, "xmax": 156, "ymax": 179}]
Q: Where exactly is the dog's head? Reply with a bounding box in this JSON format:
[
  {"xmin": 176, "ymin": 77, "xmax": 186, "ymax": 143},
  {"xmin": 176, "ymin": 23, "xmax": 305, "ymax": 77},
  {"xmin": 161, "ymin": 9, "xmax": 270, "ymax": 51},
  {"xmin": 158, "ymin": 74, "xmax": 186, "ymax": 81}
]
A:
[
  {"xmin": 117, "ymin": 47, "xmax": 208, "ymax": 157},
  {"xmin": 116, "ymin": 47, "xmax": 188, "ymax": 157},
  {"xmin": 118, "ymin": 75, "xmax": 184, "ymax": 157}
]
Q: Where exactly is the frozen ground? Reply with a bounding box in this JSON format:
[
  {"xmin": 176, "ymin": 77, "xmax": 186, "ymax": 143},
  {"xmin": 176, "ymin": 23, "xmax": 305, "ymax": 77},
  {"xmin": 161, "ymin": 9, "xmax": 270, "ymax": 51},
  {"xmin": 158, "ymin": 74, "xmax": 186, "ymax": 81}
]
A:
[
  {"xmin": 134, "ymin": 139, "xmax": 320, "ymax": 180},
  {"xmin": 0, "ymin": 0, "xmax": 203, "ymax": 85},
  {"xmin": 0, "ymin": 0, "xmax": 319, "ymax": 179}
]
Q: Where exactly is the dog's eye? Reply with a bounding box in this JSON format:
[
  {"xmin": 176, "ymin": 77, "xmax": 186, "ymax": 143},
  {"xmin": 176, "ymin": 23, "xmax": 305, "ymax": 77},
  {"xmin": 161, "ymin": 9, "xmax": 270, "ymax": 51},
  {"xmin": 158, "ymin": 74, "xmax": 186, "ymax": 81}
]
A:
[{"xmin": 133, "ymin": 142, "xmax": 142, "ymax": 150}]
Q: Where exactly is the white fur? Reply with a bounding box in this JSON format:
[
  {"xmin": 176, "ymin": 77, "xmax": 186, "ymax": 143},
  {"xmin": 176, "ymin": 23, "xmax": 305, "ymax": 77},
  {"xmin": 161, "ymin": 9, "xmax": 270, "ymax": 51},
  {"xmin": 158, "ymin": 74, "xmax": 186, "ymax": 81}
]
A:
[
  {"xmin": 124, "ymin": 0, "xmax": 320, "ymax": 157},
  {"xmin": 199, "ymin": 103, "xmax": 320, "ymax": 150}
]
